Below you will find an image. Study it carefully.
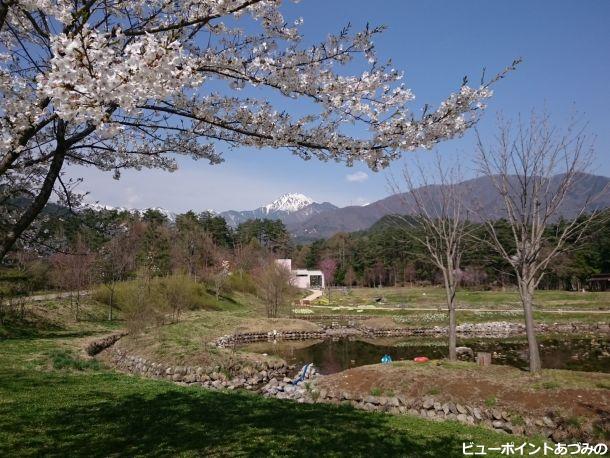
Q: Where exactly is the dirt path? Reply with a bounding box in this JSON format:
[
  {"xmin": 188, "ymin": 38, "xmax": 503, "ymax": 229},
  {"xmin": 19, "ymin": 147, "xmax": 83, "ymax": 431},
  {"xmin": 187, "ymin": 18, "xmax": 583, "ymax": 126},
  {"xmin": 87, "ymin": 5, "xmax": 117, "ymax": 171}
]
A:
[
  {"xmin": 21, "ymin": 291, "xmax": 91, "ymax": 303},
  {"xmin": 303, "ymin": 289, "xmax": 324, "ymax": 302}
]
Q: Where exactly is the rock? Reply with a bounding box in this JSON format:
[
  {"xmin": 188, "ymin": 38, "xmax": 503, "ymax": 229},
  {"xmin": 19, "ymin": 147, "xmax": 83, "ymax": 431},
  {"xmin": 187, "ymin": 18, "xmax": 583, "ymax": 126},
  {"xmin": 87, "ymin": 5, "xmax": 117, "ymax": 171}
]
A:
[
  {"xmin": 442, "ymin": 403, "xmax": 450, "ymax": 415},
  {"xmin": 422, "ymin": 398, "xmax": 435, "ymax": 409},
  {"xmin": 473, "ymin": 408, "xmax": 483, "ymax": 421},
  {"xmin": 501, "ymin": 411, "xmax": 510, "ymax": 421},
  {"xmin": 500, "ymin": 422, "xmax": 513, "ymax": 433},
  {"xmin": 492, "ymin": 420, "xmax": 505, "ymax": 430},
  {"xmin": 448, "ymin": 402, "xmax": 458, "ymax": 414},
  {"xmin": 456, "ymin": 404, "xmax": 467, "ymax": 415},
  {"xmin": 419, "ymin": 409, "xmax": 428, "ymax": 418},
  {"xmin": 318, "ymin": 388, "xmax": 328, "ymax": 400},
  {"xmin": 283, "ymin": 377, "xmax": 292, "ymax": 383},
  {"xmin": 433, "ymin": 402, "xmax": 442, "ymax": 411},
  {"xmin": 388, "ymin": 397, "xmax": 400, "ymax": 408},
  {"xmin": 492, "ymin": 409, "xmax": 503, "ymax": 421},
  {"xmin": 397, "ymin": 395, "xmax": 409, "ymax": 407},
  {"xmin": 378, "ymin": 397, "xmax": 388, "ymax": 407},
  {"xmin": 365, "ymin": 396, "xmax": 380, "ymax": 405},
  {"xmin": 341, "ymin": 392, "xmax": 352, "ymax": 401},
  {"xmin": 456, "ymin": 414, "xmax": 468, "ymax": 423},
  {"xmin": 172, "ymin": 373, "xmax": 183, "ymax": 382},
  {"xmin": 511, "ymin": 425, "xmax": 525, "ymax": 436}
]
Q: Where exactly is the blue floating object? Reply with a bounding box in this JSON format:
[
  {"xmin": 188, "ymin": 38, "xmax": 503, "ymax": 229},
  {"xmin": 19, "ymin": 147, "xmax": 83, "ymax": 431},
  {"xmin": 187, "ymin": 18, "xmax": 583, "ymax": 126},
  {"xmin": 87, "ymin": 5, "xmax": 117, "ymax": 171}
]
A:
[{"xmin": 381, "ymin": 354, "xmax": 393, "ymax": 364}]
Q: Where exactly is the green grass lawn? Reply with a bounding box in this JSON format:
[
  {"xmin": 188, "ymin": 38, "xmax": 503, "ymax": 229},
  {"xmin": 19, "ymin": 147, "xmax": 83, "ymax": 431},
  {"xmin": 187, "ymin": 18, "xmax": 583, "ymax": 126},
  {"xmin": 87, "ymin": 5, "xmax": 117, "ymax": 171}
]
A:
[{"xmin": 0, "ymin": 338, "xmax": 543, "ymax": 458}]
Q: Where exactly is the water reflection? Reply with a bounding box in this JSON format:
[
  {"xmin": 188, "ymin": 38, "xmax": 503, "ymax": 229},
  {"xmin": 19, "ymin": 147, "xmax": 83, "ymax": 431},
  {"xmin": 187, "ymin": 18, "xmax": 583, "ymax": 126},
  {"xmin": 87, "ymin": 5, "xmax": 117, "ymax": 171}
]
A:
[{"xmin": 239, "ymin": 336, "xmax": 610, "ymax": 375}]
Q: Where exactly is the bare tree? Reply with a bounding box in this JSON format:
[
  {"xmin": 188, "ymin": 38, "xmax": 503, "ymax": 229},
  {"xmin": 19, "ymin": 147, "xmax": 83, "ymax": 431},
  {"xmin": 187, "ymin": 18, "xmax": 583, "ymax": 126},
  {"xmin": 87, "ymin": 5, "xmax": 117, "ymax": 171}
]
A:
[
  {"xmin": 258, "ymin": 260, "xmax": 294, "ymax": 318},
  {"xmin": 391, "ymin": 154, "xmax": 471, "ymax": 361},
  {"xmin": 50, "ymin": 236, "xmax": 94, "ymax": 320},
  {"xmin": 476, "ymin": 112, "xmax": 601, "ymax": 372},
  {"xmin": 319, "ymin": 258, "xmax": 337, "ymax": 302},
  {"xmin": 96, "ymin": 231, "xmax": 139, "ymax": 321}
]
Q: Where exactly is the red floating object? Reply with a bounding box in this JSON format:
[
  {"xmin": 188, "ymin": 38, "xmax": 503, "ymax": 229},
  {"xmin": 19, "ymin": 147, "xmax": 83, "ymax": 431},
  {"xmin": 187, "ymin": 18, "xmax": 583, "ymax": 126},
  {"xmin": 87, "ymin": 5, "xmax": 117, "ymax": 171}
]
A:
[{"xmin": 413, "ymin": 356, "xmax": 429, "ymax": 363}]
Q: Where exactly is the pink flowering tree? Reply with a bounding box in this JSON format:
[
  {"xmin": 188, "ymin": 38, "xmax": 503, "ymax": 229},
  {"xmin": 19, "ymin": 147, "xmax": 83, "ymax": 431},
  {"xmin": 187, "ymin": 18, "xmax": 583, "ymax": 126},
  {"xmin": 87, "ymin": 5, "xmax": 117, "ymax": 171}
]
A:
[
  {"xmin": 319, "ymin": 257, "xmax": 337, "ymax": 302},
  {"xmin": 0, "ymin": 0, "xmax": 518, "ymax": 260}
]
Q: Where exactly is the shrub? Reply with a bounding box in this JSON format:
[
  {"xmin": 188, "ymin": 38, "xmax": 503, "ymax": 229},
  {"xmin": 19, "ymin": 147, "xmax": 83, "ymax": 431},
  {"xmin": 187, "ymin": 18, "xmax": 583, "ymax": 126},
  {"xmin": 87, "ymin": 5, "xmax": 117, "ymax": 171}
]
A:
[
  {"xmin": 94, "ymin": 274, "xmax": 209, "ymax": 331},
  {"xmin": 226, "ymin": 272, "xmax": 257, "ymax": 294},
  {"xmin": 49, "ymin": 349, "xmax": 101, "ymax": 371}
]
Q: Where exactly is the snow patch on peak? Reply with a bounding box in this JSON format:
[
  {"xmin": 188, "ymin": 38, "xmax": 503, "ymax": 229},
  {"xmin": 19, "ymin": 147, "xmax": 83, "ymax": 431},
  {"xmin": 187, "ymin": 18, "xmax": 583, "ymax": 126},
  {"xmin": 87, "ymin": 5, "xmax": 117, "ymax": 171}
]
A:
[{"xmin": 263, "ymin": 193, "xmax": 314, "ymax": 213}]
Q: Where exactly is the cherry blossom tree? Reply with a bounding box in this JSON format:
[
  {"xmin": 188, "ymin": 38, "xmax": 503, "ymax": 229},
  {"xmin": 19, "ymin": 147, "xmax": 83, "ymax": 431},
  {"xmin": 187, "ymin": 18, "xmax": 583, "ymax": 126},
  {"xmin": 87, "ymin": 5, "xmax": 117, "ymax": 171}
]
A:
[{"xmin": 0, "ymin": 0, "xmax": 517, "ymax": 260}]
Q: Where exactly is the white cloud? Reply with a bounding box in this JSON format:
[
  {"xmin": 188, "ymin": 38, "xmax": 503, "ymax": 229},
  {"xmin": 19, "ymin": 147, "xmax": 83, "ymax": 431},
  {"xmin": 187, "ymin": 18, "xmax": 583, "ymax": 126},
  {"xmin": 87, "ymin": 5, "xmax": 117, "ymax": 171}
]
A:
[{"xmin": 345, "ymin": 171, "xmax": 368, "ymax": 183}]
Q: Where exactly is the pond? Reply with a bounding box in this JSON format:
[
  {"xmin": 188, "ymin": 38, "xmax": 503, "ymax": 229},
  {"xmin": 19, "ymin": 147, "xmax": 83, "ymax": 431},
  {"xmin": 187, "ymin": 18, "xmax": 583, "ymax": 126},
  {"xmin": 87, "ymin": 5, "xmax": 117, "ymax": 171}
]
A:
[{"xmin": 239, "ymin": 335, "xmax": 610, "ymax": 375}]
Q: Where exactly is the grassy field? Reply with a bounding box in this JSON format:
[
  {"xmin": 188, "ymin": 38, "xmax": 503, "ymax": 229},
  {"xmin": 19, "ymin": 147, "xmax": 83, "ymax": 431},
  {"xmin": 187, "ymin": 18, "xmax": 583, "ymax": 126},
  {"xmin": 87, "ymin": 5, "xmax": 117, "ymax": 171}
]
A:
[
  {"xmin": 0, "ymin": 326, "xmax": 535, "ymax": 457},
  {"xmin": 3, "ymin": 285, "xmax": 604, "ymax": 456},
  {"xmin": 298, "ymin": 308, "xmax": 608, "ymax": 327},
  {"xmin": 313, "ymin": 287, "xmax": 610, "ymax": 310}
]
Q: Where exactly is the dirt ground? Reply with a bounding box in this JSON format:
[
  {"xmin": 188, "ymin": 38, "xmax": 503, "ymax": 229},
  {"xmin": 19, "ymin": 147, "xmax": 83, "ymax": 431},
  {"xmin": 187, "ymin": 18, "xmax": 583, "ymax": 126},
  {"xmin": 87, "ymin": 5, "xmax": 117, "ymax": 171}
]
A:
[{"xmin": 317, "ymin": 361, "xmax": 610, "ymax": 419}]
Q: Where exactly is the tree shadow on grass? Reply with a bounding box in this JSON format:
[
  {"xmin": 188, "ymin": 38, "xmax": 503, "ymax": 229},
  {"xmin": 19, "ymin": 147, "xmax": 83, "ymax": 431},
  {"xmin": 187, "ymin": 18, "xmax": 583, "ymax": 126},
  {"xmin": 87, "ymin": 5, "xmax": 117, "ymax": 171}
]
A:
[{"xmin": 15, "ymin": 384, "xmax": 469, "ymax": 457}]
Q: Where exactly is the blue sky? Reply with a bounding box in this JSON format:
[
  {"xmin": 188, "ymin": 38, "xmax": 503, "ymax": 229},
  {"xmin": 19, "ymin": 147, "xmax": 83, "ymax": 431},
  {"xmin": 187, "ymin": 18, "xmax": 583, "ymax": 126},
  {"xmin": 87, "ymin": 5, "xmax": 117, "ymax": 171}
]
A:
[{"xmin": 70, "ymin": 0, "xmax": 610, "ymax": 212}]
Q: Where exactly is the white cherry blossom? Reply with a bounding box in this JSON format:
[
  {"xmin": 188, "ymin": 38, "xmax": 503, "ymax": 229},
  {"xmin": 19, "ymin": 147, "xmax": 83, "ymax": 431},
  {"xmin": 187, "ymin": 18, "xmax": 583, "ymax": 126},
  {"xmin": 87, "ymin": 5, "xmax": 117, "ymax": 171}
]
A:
[{"xmin": 0, "ymin": 0, "xmax": 518, "ymax": 258}]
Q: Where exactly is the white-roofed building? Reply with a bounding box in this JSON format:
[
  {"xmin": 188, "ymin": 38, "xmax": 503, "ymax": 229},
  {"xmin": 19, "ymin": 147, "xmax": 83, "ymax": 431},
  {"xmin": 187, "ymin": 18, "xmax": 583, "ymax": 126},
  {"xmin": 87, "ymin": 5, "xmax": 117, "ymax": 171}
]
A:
[{"xmin": 276, "ymin": 259, "xmax": 325, "ymax": 289}]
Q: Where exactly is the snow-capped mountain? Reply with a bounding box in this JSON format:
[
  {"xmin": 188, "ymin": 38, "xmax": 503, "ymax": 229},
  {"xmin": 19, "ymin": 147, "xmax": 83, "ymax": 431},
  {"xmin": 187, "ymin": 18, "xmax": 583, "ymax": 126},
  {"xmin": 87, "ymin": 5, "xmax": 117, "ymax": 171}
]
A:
[
  {"xmin": 220, "ymin": 193, "xmax": 337, "ymax": 228},
  {"xmin": 262, "ymin": 193, "xmax": 313, "ymax": 214}
]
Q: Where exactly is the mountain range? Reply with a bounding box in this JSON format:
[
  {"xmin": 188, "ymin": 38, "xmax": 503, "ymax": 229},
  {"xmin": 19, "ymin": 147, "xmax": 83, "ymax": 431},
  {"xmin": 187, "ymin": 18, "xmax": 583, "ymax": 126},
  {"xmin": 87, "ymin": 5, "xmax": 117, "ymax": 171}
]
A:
[
  {"xmin": 286, "ymin": 173, "xmax": 610, "ymax": 240},
  {"xmin": 81, "ymin": 172, "xmax": 610, "ymax": 241}
]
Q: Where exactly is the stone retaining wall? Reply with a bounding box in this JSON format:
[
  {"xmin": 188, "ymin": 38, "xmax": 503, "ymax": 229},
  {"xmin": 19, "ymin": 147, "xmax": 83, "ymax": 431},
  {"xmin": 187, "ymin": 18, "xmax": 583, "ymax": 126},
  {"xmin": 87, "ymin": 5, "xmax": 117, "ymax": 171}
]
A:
[
  {"xmin": 260, "ymin": 379, "xmax": 594, "ymax": 443},
  {"xmin": 214, "ymin": 322, "xmax": 609, "ymax": 346},
  {"xmin": 85, "ymin": 332, "xmax": 128, "ymax": 356},
  {"xmin": 107, "ymin": 346, "xmax": 292, "ymax": 391},
  {"xmin": 362, "ymin": 322, "xmax": 610, "ymax": 338},
  {"xmin": 215, "ymin": 330, "xmax": 327, "ymax": 348}
]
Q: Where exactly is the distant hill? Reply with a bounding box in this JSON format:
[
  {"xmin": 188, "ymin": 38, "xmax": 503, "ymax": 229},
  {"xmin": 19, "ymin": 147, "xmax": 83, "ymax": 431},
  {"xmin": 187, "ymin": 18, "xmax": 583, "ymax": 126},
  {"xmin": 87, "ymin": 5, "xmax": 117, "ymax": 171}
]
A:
[{"xmin": 289, "ymin": 173, "xmax": 610, "ymax": 240}]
